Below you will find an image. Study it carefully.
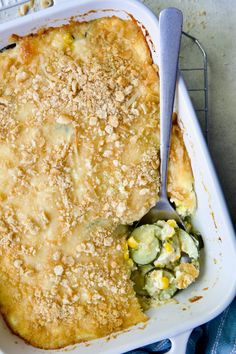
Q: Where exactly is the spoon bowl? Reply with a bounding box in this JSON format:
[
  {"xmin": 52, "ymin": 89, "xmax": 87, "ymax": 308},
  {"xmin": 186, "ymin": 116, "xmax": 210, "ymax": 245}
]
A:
[{"xmin": 139, "ymin": 197, "xmax": 185, "ymax": 228}]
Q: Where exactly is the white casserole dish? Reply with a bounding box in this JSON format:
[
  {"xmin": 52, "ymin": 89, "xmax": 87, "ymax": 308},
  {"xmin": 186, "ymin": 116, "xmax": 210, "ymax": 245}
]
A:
[{"xmin": 0, "ymin": 1, "xmax": 236, "ymax": 353}]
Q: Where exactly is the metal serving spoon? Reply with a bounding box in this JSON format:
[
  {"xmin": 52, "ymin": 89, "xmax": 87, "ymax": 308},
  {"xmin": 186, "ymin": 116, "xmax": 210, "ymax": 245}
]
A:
[{"xmin": 139, "ymin": 8, "xmax": 185, "ymax": 227}]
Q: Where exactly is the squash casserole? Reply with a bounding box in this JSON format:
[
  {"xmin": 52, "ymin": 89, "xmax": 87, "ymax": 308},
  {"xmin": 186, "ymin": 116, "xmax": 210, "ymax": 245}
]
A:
[{"xmin": 0, "ymin": 17, "xmax": 196, "ymax": 349}]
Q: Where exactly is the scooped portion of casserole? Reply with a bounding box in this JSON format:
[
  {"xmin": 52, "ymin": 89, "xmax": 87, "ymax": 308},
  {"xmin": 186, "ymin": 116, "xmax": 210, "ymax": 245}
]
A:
[
  {"xmin": 0, "ymin": 17, "xmax": 196, "ymax": 349},
  {"xmin": 128, "ymin": 220, "xmax": 201, "ymax": 308}
]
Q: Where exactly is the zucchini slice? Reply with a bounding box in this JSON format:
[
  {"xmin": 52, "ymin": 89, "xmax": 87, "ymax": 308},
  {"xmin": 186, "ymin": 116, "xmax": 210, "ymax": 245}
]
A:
[
  {"xmin": 192, "ymin": 232, "xmax": 204, "ymax": 250},
  {"xmin": 131, "ymin": 265, "xmax": 154, "ymax": 296},
  {"xmin": 145, "ymin": 269, "xmax": 177, "ymax": 301},
  {"xmin": 140, "ymin": 264, "xmax": 155, "ymax": 275},
  {"xmin": 131, "ymin": 270, "xmax": 148, "ymax": 296},
  {"xmin": 178, "ymin": 229, "xmax": 199, "ymax": 260},
  {"xmin": 129, "ymin": 225, "xmax": 160, "ymax": 265}
]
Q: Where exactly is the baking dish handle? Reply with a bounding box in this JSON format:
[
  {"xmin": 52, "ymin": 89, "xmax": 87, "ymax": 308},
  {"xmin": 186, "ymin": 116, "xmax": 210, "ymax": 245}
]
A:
[{"xmin": 166, "ymin": 330, "xmax": 192, "ymax": 354}]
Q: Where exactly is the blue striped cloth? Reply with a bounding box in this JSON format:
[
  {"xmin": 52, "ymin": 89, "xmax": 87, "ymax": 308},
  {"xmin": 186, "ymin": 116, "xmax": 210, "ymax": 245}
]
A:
[{"xmin": 125, "ymin": 297, "xmax": 236, "ymax": 354}]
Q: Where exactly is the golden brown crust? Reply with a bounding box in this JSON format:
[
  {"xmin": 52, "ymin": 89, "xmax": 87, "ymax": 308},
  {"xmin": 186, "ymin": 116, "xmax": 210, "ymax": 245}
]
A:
[
  {"xmin": 0, "ymin": 17, "xmax": 194, "ymax": 349},
  {"xmin": 168, "ymin": 124, "xmax": 196, "ymax": 214},
  {"xmin": 175, "ymin": 263, "xmax": 199, "ymax": 289}
]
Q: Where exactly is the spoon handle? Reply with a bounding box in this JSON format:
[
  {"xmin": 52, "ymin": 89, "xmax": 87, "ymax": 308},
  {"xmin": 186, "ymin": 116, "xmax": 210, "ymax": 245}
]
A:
[{"xmin": 159, "ymin": 8, "xmax": 183, "ymax": 199}]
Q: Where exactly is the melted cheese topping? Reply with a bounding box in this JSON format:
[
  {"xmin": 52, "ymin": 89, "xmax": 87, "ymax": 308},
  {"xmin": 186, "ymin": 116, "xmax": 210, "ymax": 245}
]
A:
[{"xmin": 0, "ymin": 17, "xmax": 195, "ymax": 349}]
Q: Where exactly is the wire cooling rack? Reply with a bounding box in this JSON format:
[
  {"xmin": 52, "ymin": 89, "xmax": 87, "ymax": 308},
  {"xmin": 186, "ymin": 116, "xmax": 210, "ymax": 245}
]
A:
[
  {"xmin": 0, "ymin": 1, "xmax": 208, "ymax": 143},
  {"xmin": 181, "ymin": 31, "xmax": 209, "ymax": 144}
]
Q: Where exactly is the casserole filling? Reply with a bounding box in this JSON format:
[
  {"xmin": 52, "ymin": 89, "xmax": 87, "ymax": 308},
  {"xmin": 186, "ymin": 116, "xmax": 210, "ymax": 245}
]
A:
[
  {"xmin": 128, "ymin": 220, "xmax": 201, "ymax": 307},
  {"xmin": 0, "ymin": 17, "xmax": 197, "ymax": 349}
]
